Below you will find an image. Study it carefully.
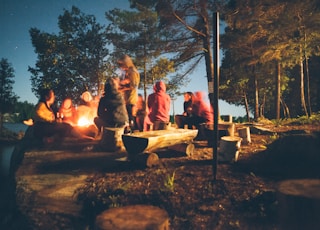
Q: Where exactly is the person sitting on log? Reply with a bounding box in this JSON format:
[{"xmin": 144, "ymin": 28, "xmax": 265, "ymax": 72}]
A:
[
  {"xmin": 33, "ymin": 89, "xmax": 94, "ymax": 144},
  {"xmin": 174, "ymin": 91, "xmax": 195, "ymax": 129},
  {"xmin": 77, "ymin": 91, "xmax": 97, "ymax": 124},
  {"xmin": 191, "ymin": 91, "xmax": 213, "ymax": 127},
  {"xmin": 94, "ymin": 77, "xmax": 129, "ymax": 132},
  {"xmin": 144, "ymin": 81, "xmax": 171, "ymax": 131},
  {"xmin": 58, "ymin": 97, "xmax": 78, "ymax": 125}
]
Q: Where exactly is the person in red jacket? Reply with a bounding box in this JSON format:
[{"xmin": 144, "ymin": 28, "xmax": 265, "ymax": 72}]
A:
[
  {"xmin": 191, "ymin": 91, "xmax": 213, "ymax": 127},
  {"xmin": 145, "ymin": 81, "xmax": 171, "ymax": 130}
]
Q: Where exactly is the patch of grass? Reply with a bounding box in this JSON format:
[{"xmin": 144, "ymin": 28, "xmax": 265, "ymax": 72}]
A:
[
  {"xmin": 274, "ymin": 112, "xmax": 320, "ymax": 126},
  {"xmin": 162, "ymin": 170, "xmax": 176, "ymax": 193}
]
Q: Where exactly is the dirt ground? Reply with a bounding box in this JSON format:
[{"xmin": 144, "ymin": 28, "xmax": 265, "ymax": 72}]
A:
[
  {"xmin": 75, "ymin": 124, "xmax": 320, "ymax": 230},
  {"xmin": 4, "ymin": 123, "xmax": 320, "ymax": 230}
]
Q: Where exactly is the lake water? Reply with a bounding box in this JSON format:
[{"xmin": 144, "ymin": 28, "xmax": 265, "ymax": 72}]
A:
[{"xmin": 0, "ymin": 123, "xmax": 28, "ymax": 176}]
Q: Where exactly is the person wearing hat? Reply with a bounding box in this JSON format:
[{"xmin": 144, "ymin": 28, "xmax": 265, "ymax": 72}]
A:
[{"xmin": 117, "ymin": 54, "xmax": 140, "ymax": 131}]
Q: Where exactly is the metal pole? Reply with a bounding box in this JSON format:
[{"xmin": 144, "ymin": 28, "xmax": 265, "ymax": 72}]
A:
[{"xmin": 213, "ymin": 12, "xmax": 220, "ymax": 181}]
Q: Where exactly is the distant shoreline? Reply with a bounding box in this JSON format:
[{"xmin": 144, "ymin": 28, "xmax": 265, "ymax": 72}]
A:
[{"xmin": 1, "ymin": 123, "xmax": 26, "ymax": 145}]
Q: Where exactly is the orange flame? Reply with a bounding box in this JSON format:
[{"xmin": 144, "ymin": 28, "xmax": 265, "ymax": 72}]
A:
[
  {"xmin": 77, "ymin": 117, "xmax": 93, "ymax": 127},
  {"xmin": 76, "ymin": 105, "xmax": 96, "ymax": 127}
]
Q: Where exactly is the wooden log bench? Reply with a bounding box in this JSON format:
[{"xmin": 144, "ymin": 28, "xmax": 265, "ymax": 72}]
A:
[
  {"xmin": 95, "ymin": 205, "xmax": 169, "ymax": 230},
  {"xmin": 122, "ymin": 129, "xmax": 198, "ymax": 166}
]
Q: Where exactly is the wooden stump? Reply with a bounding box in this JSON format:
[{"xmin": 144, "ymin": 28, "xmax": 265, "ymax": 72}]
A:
[
  {"xmin": 168, "ymin": 143, "xmax": 195, "ymax": 156},
  {"xmin": 129, "ymin": 152, "xmax": 160, "ymax": 168},
  {"xmin": 99, "ymin": 127, "xmax": 125, "ymax": 152},
  {"xmin": 277, "ymin": 179, "xmax": 320, "ymax": 230},
  {"xmin": 95, "ymin": 205, "xmax": 169, "ymax": 230},
  {"xmin": 218, "ymin": 136, "xmax": 242, "ymax": 162},
  {"xmin": 238, "ymin": 127, "xmax": 251, "ymax": 144},
  {"xmin": 204, "ymin": 122, "xmax": 236, "ymax": 147}
]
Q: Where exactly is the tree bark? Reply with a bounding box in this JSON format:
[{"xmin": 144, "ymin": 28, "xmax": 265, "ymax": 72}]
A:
[{"xmin": 275, "ymin": 61, "xmax": 281, "ymax": 120}]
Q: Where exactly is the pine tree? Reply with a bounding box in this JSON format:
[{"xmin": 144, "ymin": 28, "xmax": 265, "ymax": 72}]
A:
[{"xmin": 0, "ymin": 58, "xmax": 18, "ymax": 132}]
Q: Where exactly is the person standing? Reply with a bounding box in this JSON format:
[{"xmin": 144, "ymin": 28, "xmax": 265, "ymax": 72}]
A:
[
  {"xmin": 135, "ymin": 94, "xmax": 147, "ymax": 132},
  {"xmin": 145, "ymin": 81, "xmax": 171, "ymax": 130},
  {"xmin": 117, "ymin": 54, "xmax": 140, "ymax": 131}
]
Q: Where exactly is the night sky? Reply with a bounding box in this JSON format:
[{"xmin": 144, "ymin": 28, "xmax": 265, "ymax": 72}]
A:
[{"xmin": 0, "ymin": 0, "xmax": 246, "ymax": 116}]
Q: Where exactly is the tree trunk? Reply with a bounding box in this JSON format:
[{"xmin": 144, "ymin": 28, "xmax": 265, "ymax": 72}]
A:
[
  {"xmin": 244, "ymin": 93, "xmax": 251, "ymax": 122},
  {"xmin": 305, "ymin": 56, "xmax": 312, "ymax": 116},
  {"xmin": 304, "ymin": 31, "xmax": 312, "ymax": 116},
  {"xmin": 299, "ymin": 51, "xmax": 308, "ymax": 117},
  {"xmin": 280, "ymin": 97, "xmax": 290, "ymax": 119},
  {"xmin": 199, "ymin": 1, "xmax": 214, "ymax": 104},
  {"xmin": 275, "ymin": 61, "xmax": 281, "ymax": 120},
  {"xmin": 253, "ymin": 66, "xmax": 259, "ymax": 120}
]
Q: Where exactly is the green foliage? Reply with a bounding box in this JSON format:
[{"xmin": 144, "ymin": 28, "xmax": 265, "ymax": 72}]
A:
[
  {"xmin": 29, "ymin": 6, "xmax": 109, "ymax": 104},
  {"xmin": 162, "ymin": 170, "xmax": 176, "ymax": 193},
  {"xmin": 277, "ymin": 112, "xmax": 320, "ymax": 126},
  {"xmin": 221, "ymin": 0, "xmax": 320, "ymax": 119},
  {"xmin": 12, "ymin": 101, "xmax": 35, "ymax": 122},
  {"xmin": 105, "ymin": 4, "xmax": 183, "ymax": 98},
  {"xmin": 0, "ymin": 58, "xmax": 19, "ymax": 114}
]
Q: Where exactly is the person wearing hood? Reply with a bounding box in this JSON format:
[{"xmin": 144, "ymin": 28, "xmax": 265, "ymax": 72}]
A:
[
  {"xmin": 145, "ymin": 81, "xmax": 171, "ymax": 130},
  {"xmin": 94, "ymin": 77, "xmax": 129, "ymax": 130},
  {"xmin": 191, "ymin": 91, "xmax": 213, "ymax": 128},
  {"xmin": 117, "ymin": 54, "xmax": 140, "ymax": 130}
]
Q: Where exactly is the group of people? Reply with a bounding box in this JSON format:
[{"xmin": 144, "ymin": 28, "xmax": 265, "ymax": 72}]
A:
[
  {"xmin": 174, "ymin": 91, "xmax": 213, "ymax": 130},
  {"xmin": 30, "ymin": 54, "xmax": 213, "ymax": 144},
  {"xmin": 94, "ymin": 55, "xmax": 172, "ymax": 133},
  {"xmin": 30, "ymin": 54, "xmax": 172, "ymax": 143},
  {"xmin": 32, "ymin": 88, "xmax": 95, "ymax": 143}
]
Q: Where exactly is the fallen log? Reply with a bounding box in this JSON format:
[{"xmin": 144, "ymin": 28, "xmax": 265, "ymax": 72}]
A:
[
  {"xmin": 168, "ymin": 143, "xmax": 195, "ymax": 156},
  {"xmin": 130, "ymin": 152, "xmax": 160, "ymax": 168},
  {"xmin": 122, "ymin": 129, "xmax": 198, "ymax": 155}
]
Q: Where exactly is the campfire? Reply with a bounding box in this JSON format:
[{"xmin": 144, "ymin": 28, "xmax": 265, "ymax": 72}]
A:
[
  {"xmin": 75, "ymin": 104, "xmax": 96, "ymax": 127},
  {"xmin": 77, "ymin": 116, "xmax": 93, "ymax": 127},
  {"xmin": 72, "ymin": 104, "xmax": 98, "ymax": 138}
]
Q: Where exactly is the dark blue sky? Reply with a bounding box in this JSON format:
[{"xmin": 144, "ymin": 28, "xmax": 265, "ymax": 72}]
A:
[{"xmin": 0, "ymin": 0, "xmax": 245, "ymax": 116}]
